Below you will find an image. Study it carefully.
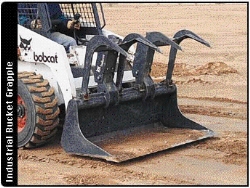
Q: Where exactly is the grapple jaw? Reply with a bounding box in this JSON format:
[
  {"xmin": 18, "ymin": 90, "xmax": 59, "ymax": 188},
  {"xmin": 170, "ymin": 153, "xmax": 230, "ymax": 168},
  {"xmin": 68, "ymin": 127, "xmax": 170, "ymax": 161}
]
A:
[
  {"xmin": 173, "ymin": 29, "xmax": 211, "ymax": 47},
  {"xmin": 166, "ymin": 29, "xmax": 211, "ymax": 85},
  {"xmin": 61, "ymin": 32, "xmax": 214, "ymax": 163}
]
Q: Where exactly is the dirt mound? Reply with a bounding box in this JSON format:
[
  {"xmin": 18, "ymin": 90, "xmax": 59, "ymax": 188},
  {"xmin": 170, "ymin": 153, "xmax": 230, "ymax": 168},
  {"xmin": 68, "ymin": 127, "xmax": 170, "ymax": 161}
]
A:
[
  {"xmin": 194, "ymin": 62, "xmax": 238, "ymax": 76},
  {"xmin": 151, "ymin": 62, "xmax": 237, "ymax": 78}
]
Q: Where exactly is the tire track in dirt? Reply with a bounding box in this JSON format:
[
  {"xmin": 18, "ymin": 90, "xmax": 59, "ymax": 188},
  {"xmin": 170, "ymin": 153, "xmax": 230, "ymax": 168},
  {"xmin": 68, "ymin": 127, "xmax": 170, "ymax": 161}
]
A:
[
  {"xmin": 188, "ymin": 131, "xmax": 247, "ymax": 166},
  {"xmin": 179, "ymin": 96, "xmax": 246, "ymax": 104},
  {"xmin": 18, "ymin": 146, "xmax": 197, "ymax": 185},
  {"xmin": 179, "ymin": 104, "xmax": 247, "ymax": 120},
  {"xmin": 18, "ymin": 145, "xmax": 192, "ymax": 185}
]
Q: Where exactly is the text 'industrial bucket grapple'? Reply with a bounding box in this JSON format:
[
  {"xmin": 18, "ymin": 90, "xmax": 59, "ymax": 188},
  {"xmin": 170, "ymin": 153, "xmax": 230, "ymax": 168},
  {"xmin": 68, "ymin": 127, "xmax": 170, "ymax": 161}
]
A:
[{"xmin": 61, "ymin": 30, "xmax": 214, "ymax": 163}]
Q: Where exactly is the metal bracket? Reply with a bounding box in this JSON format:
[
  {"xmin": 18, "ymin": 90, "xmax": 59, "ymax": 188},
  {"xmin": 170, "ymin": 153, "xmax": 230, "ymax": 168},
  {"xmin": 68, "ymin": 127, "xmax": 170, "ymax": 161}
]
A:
[
  {"xmin": 81, "ymin": 35, "xmax": 129, "ymax": 107},
  {"xmin": 115, "ymin": 33, "xmax": 160, "ymax": 93},
  {"xmin": 132, "ymin": 32, "xmax": 182, "ymax": 100}
]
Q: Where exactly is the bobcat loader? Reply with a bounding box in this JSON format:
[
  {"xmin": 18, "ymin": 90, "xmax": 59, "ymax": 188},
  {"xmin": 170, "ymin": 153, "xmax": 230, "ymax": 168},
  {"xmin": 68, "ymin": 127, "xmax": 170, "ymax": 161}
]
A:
[{"xmin": 17, "ymin": 3, "xmax": 214, "ymax": 162}]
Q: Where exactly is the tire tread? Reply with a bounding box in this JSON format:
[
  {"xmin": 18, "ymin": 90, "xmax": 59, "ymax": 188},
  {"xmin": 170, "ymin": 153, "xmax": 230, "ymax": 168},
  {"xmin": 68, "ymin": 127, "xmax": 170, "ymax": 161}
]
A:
[{"xmin": 18, "ymin": 72, "xmax": 59, "ymax": 148}]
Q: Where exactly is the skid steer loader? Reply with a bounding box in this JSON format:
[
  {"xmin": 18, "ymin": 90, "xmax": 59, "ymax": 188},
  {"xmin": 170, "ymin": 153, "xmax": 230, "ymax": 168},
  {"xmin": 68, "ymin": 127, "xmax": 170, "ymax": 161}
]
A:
[{"xmin": 17, "ymin": 3, "xmax": 214, "ymax": 162}]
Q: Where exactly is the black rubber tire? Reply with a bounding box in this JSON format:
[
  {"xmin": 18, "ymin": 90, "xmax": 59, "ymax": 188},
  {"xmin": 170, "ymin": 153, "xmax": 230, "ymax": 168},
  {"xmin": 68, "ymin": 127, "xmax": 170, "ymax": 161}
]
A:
[{"xmin": 18, "ymin": 72, "xmax": 60, "ymax": 148}]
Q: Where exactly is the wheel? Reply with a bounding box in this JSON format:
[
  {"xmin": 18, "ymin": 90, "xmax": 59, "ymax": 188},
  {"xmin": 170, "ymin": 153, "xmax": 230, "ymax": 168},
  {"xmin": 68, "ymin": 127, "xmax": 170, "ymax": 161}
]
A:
[{"xmin": 18, "ymin": 72, "xmax": 60, "ymax": 148}]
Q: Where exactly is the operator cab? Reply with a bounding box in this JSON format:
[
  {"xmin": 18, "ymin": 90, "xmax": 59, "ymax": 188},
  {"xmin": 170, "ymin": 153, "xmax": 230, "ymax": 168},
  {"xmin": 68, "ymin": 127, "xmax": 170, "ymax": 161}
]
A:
[{"xmin": 18, "ymin": 3, "xmax": 106, "ymax": 44}]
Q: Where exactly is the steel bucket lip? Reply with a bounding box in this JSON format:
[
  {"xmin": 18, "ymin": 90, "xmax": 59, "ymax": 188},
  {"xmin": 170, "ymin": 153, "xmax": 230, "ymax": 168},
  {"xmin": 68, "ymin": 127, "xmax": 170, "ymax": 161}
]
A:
[
  {"xmin": 64, "ymin": 128, "xmax": 214, "ymax": 163},
  {"xmin": 88, "ymin": 127, "xmax": 215, "ymax": 163}
]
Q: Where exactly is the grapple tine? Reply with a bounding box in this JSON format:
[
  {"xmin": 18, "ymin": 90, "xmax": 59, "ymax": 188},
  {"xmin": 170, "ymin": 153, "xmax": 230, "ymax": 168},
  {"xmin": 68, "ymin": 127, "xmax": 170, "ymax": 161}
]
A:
[
  {"xmin": 173, "ymin": 29, "xmax": 211, "ymax": 47},
  {"xmin": 120, "ymin": 33, "xmax": 161, "ymax": 52},
  {"xmin": 166, "ymin": 30, "xmax": 211, "ymax": 85},
  {"xmin": 146, "ymin": 31, "xmax": 182, "ymax": 50}
]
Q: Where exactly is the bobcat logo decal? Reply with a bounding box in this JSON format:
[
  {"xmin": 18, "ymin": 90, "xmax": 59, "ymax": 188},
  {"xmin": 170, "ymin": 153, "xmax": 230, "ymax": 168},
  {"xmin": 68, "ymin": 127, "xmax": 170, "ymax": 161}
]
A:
[
  {"xmin": 18, "ymin": 36, "xmax": 58, "ymax": 63},
  {"xmin": 19, "ymin": 36, "xmax": 33, "ymax": 61},
  {"xmin": 19, "ymin": 36, "xmax": 32, "ymax": 51}
]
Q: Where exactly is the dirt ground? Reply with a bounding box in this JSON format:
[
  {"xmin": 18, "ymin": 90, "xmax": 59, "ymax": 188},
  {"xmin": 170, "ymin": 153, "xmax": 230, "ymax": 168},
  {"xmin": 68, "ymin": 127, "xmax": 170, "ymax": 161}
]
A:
[{"xmin": 18, "ymin": 3, "xmax": 248, "ymax": 185}]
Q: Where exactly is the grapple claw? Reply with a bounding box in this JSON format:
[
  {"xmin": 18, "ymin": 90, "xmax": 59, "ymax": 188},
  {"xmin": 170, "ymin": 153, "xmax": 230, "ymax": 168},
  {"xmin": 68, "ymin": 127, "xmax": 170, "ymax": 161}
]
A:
[
  {"xmin": 121, "ymin": 33, "xmax": 161, "ymax": 52},
  {"xmin": 173, "ymin": 29, "xmax": 211, "ymax": 47},
  {"xmin": 166, "ymin": 30, "xmax": 211, "ymax": 84},
  {"xmin": 146, "ymin": 31, "xmax": 182, "ymax": 50}
]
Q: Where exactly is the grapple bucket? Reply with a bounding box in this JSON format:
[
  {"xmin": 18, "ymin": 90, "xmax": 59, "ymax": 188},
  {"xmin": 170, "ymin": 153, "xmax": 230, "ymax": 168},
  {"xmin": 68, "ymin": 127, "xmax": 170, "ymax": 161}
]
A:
[{"xmin": 61, "ymin": 33, "xmax": 214, "ymax": 163}]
